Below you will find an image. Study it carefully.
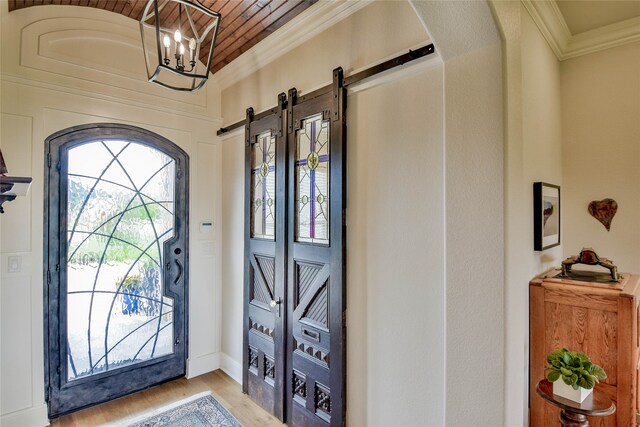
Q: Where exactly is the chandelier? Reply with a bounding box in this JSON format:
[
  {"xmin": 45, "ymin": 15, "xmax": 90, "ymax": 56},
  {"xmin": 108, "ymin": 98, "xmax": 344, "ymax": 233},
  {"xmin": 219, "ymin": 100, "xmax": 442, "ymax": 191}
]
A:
[{"xmin": 140, "ymin": 0, "xmax": 221, "ymax": 91}]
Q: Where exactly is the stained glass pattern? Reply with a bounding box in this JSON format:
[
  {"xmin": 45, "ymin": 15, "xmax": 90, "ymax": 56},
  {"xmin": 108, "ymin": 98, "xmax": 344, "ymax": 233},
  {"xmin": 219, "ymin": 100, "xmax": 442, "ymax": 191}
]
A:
[
  {"xmin": 251, "ymin": 131, "xmax": 276, "ymax": 239},
  {"xmin": 66, "ymin": 140, "xmax": 175, "ymax": 381},
  {"xmin": 295, "ymin": 114, "xmax": 330, "ymax": 244}
]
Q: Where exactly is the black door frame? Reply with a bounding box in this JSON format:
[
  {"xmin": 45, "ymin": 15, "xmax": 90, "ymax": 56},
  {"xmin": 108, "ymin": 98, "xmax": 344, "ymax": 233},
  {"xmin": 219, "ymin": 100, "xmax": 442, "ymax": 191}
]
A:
[{"xmin": 44, "ymin": 123, "xmax": 189, "ymax": 418}]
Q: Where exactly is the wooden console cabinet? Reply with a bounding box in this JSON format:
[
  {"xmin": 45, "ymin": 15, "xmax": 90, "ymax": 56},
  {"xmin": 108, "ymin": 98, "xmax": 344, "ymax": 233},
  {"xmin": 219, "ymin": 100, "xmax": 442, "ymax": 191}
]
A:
[{"xmin": 530, "ymin": 270, "xmax": 640, "ymax": 426}]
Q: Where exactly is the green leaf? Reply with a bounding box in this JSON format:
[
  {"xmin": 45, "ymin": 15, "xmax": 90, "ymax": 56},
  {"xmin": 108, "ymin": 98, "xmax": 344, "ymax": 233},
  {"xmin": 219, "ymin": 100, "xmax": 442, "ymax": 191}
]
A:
[
  {"xmin": 560, "ymin": 367, "xmax": 573, "ymax": 376},
  {"xmin": 577, "ymin": 352, "xmax": 590, "ymax": 363},
  {"xmin": 563, "ymin": 352, "xmax": 572, "ymax": 365},
  {"xmin": 547, "ymin": 349, "xmax": 565, "ymax": 364},
  {"xmin": 591, "ymin": 365, "xmax": 607, "ymax": 381},
  {"xmin": 578, "ymin": 375, "xmax": 595, "ymax": 389},
  {"xmin": 547, "ymin": 370, "xmax": 561, "ymax": 382}
]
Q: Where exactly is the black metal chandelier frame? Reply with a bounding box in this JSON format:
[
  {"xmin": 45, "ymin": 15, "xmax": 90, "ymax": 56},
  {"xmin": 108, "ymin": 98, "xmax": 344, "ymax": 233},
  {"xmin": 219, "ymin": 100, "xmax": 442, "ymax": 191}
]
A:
[{"xmin": 140, "ymin": 0, "xmax": 221, "ymax": 92}]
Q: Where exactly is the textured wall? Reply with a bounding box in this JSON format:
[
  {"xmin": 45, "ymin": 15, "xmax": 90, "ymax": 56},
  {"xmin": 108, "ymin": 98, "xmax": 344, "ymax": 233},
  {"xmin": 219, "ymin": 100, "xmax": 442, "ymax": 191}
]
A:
[
  {"xmin": 492, "ymin": 4, "xmax": 566, "ymax": 424},
  {"xmin": 561, "ymin": 41, "xmax": 640, "ymax": 273},
  {"xmin": 410, "ymin": 2, "xmax": 506, "ymax": 425}
]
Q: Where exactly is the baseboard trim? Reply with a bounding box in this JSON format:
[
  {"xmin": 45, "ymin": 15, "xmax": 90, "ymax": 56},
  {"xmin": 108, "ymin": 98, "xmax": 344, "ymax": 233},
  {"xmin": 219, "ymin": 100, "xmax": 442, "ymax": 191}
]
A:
[
  {"xmin": 219, "ymin": 353, "xmax": 242, "ymax": 385},
  {"xmin": 186, "ymin": 352, "xmax": 220, "ymax": 379},
  {"xmin": 0, "ymin": 403, "xmax": 49, "ymax": 427}
]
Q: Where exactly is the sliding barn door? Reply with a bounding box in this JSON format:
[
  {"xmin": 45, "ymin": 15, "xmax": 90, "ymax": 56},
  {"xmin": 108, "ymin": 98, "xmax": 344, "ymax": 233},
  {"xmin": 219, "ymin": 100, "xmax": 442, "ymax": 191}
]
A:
[
  {"xmin": 243, "ymin": 71, "xmax": 347, "ymax": 426},
  {"xmin": 286, "ymin": 69, "xmax": 346, "ymax": 427},
  {"xmin": 243, "ymin": 95, "xmax": 287, "ymax": 421}
]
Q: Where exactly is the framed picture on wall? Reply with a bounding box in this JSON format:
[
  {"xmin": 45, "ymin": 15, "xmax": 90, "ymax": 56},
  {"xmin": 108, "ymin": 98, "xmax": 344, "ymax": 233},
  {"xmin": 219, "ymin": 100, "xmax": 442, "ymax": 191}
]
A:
[{"xmin": 533, "ymin": 182, "xmax": 560, "ymax": 251}]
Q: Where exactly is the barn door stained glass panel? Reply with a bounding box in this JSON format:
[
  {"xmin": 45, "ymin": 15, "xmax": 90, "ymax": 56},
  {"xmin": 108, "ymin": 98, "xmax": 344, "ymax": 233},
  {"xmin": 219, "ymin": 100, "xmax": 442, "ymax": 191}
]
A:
[
  {"xmin": 66, "ymin": 140, "xmax": 175, "ymax": 381},
  {"xmin": 251, "ymin": 131, "xmax": 276, "ymax": 239},
  {"xmin": 295, "ymin": 114, "xmax": 330, "ymax": 244}
]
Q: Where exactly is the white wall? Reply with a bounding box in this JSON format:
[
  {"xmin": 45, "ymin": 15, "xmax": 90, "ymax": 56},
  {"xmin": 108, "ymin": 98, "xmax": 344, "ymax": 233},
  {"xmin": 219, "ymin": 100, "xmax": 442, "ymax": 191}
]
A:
[
  {"xmin": 219, "ymin": 1, "xmax": 448, "ymax": 425},
  {"xmin": 346, "ymin": 65, "xmax": 445, "ymax": 426},
  {"xmin": 411, "ymin": 2, "xmax": 506, "ymax": 425},
  {"xmin": 491, "ymin": 3, "xmax": 565, "ymax": 425},
  {"xmin": 0, "ymin": 5, "xmax": 223, "ymax": 426},
  {"xmin": 561, "ymin": 41, "xmax": 640, "ymax": 273}
]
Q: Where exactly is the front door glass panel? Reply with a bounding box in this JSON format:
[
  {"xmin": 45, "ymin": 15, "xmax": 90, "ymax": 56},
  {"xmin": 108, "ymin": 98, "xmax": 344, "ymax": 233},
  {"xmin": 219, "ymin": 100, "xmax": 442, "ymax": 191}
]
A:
[{"xmin": 66, "ymin": 140, "xmax": 175, "ymax": 380}]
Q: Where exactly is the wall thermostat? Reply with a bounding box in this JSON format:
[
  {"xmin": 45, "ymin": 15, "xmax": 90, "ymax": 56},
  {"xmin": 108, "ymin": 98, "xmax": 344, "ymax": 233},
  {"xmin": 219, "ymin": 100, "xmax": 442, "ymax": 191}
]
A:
[{"xmin": 200, "ymin": 222, "xmax": 213, "ymax": 233}]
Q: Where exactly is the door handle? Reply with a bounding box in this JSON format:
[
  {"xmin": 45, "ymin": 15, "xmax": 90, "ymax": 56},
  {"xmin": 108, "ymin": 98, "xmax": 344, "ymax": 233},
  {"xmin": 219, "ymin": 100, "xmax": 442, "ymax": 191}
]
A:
[
  {"xmin": 174, "ymin": 259, "xmax": 183, "ymax": 285},
  {"xmin": 270, "ymin": 297, "xmax": 282, "ymax": 317}
]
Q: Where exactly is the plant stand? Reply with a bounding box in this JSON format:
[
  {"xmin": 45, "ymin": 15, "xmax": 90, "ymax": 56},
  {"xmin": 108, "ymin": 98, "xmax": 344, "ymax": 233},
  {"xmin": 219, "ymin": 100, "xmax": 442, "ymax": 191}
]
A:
[{"xmin": 536, "ymin": 379, "xmax": 615, "ymax": 427}]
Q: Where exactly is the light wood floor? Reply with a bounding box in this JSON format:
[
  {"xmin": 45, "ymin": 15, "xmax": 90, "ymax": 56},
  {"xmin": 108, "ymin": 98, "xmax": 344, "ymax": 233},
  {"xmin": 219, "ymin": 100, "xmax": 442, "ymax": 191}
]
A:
[{"xmin": 49, "ymin": 370, "xmax": 283, "ymax": 427}]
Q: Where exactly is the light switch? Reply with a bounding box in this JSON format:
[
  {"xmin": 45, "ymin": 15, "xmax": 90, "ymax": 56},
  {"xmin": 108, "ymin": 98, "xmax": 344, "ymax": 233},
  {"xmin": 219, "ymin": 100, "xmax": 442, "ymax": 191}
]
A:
[{"xmin": 8, "ymin": 256, "xmax": 21, "ymax": 273}]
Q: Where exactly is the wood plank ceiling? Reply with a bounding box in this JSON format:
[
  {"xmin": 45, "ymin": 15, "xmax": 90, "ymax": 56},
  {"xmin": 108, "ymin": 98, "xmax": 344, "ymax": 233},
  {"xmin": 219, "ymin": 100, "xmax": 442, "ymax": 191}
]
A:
[{"xmin": 8, "ymin": 0, "xmax": 317, "ymax": 74}]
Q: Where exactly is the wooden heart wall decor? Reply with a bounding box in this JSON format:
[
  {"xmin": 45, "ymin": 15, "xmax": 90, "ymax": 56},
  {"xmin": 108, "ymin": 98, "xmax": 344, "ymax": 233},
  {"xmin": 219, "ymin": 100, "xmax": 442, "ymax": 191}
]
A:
[{"xmin": 588, "ymin": 198, "xmax": 618, "ymax": 231}]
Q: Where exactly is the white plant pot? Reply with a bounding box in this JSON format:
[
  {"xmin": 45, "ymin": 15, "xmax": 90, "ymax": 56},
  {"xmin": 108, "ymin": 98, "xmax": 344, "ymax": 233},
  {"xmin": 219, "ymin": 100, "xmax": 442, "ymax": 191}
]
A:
[{"xmin": 552, "ymin": 380, "xmax": 593, "ymax": 403}]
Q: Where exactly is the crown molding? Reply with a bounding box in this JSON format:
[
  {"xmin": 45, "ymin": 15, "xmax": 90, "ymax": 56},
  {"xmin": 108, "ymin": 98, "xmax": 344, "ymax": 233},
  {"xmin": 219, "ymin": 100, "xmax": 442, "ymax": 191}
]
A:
[
  {"xmin": 521, "ymin": 0, "xmax": 569, "ymax": 58},
  {"xmin": 564, "ymin": 16, "xmax": 640, "ymax": 59},
  {"xmin": 522, "ymin": 0, "xmax": 640, "ymax": 61},
  {"xmin": 212, "ymin": 0, "xmax": 371, "ymax": 90}
]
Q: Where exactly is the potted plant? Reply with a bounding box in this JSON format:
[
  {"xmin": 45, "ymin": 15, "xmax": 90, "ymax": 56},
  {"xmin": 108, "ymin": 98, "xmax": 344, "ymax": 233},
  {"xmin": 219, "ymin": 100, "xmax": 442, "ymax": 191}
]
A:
[{"xmin": 546, "ymin": 348, "xmax": 607, "ymax": 403}]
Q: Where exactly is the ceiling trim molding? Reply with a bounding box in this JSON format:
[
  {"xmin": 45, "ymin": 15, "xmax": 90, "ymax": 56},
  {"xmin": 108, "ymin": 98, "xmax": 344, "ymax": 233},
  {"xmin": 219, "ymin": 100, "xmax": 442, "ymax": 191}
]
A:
[
  {"xmin": 522, "ymin": 0, "xmax": 640, "ymax": 61},
  {"xmin": 212, "ymin": 0, "xmax": 371, "ymax": 90},
  {"xmin": 565, "ymin": 16, "xmax": 640, "ymax": 60},
  {"xmin": 521, "ymin": 0, "xmax": 569, "ymax": 58}
]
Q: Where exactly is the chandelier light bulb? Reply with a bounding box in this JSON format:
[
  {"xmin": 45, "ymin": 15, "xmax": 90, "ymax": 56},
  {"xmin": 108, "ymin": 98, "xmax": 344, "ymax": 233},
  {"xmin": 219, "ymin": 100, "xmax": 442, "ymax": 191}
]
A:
[
  {"xmin": 174, "ymin": 30, "xmax": 182, "ymax": 43},
  {"xmin": 189, "ymin": 38, "xmax": 196, "ymax": 62},
  {"xmin": 179, "ymin": 43, "xmax": 185, "ymax": 55},
  {"xmin": 162, "ymin": 34, "xmax": 171, "ymax": 64}
]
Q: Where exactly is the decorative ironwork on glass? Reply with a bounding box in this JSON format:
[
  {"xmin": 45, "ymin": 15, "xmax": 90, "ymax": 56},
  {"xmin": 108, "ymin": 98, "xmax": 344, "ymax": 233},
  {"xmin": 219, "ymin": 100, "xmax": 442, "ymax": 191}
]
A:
[
  {"xmin": 295, "ymin": 114, "xmax": 330, "ymax": 244},
  {"xmin": 66, "ymin": 140, "xmax": 175, "ymax": 381},
  {"xmin": 251, "ymin": 131, "xmax": 276, "ymax": 239}
]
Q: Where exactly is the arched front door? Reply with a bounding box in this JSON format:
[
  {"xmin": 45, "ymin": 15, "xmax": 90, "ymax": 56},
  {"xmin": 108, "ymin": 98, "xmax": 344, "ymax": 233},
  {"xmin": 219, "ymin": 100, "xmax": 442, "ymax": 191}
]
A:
[{"xmin": 44, "ymin": 124, "xmax": 189, "ymax": 418}]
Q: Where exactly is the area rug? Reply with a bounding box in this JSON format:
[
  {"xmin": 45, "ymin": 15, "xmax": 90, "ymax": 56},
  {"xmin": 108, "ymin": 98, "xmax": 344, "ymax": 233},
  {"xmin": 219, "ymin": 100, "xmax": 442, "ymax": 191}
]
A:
[{"xmin": 125, "ymin": 392, "xmax": 242, "ymax": 427}]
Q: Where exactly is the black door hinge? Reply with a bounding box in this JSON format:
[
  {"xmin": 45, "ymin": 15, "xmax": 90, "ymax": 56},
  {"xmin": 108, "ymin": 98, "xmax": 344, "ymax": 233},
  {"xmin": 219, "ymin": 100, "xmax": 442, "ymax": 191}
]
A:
[
  {"xmin": 47, "ymin": 269, "xmax": 51, "ymax": 285},
  {"xmin": 175, "ymin": 336, "xmax": 180, "ymax": 346},
  {"xmin": 47, "ymin": 153, "xmax": 52, "ymax": 169}
]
